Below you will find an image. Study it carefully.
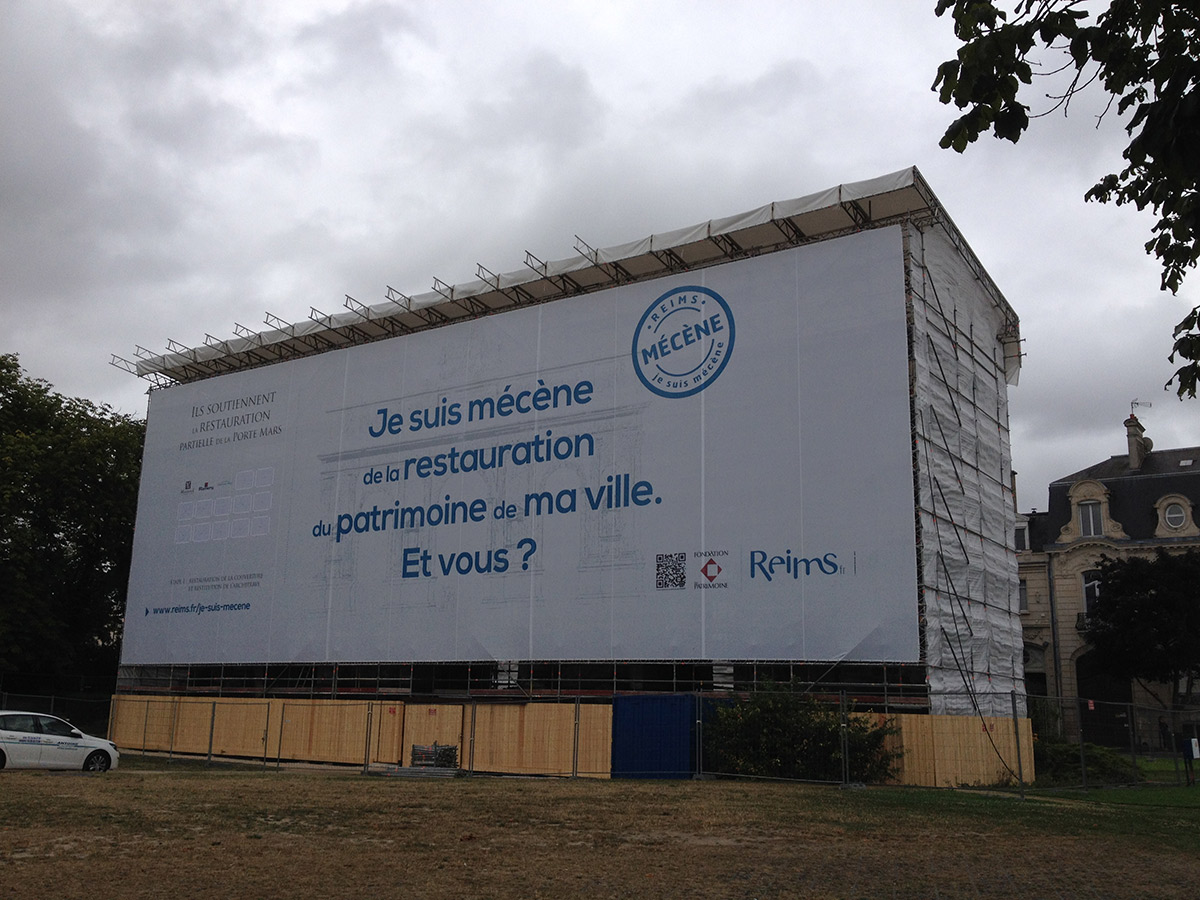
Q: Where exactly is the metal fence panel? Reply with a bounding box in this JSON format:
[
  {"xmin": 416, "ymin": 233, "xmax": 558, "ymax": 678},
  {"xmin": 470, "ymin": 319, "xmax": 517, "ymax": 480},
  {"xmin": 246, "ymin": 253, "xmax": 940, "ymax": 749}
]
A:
[
  {"xmin": 611, "ymin": 694, "xmax": 696, "ymax": 778},
  {"xmin": 1027, "ymin": 694, "xmax": 1200, "ymax": 788}
]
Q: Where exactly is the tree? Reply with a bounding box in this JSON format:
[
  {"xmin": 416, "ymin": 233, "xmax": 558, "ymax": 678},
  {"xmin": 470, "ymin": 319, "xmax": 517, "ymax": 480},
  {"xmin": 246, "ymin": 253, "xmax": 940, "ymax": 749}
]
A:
[
  {"xmin": 0, "ymin": 354, "xmax": 145, "ymax": 682},
  {"xmin": 933, "ymin": 1, "xmax": 1200, "ymax": 397},
  {"xmin": 703, "ymin": 685, "xmax": 901, "ymax": 783},
  {"xmin": 1083, "ymin": 548, "xmax": 1200, "ymax": 707}
]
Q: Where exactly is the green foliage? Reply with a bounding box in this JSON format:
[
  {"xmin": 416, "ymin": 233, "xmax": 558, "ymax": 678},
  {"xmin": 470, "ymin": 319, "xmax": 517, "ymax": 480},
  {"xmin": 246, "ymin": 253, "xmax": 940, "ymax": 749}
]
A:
[
  {"xmin": 1033, "ymin": 737, "xmax": 1140, "ymax": 786},
  {"xmin": 933, "ymin": 1, "xmax": 1200, "ymax": 397},
  {"xmin": 1083, "ymin": 549, "xmax": 1200, "ymax": 703},
  {"xmin": 704, "ymin": 687, "xmax": 901, "ymax": 783},
  {"xmin": 0, "ymin": 354, "xmax": 145, "ymax": 676},
  {"xmin": 1028, "ymin": 694, "xmax": 1066, "ymax": 742}
]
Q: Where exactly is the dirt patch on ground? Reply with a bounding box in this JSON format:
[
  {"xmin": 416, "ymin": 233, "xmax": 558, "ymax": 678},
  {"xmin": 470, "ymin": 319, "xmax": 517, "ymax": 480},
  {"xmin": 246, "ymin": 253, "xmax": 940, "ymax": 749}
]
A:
[{"xmin": 1, "ymin": 762, "xmax": 1197, "ymax": 899}]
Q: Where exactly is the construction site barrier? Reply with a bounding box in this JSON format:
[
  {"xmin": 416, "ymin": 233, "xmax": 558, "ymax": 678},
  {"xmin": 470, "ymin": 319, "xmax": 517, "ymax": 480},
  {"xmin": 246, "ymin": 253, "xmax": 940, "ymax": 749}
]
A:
[{"xmin": 106, "ymin": 693, "xmax": 1031, "ymax": 786}]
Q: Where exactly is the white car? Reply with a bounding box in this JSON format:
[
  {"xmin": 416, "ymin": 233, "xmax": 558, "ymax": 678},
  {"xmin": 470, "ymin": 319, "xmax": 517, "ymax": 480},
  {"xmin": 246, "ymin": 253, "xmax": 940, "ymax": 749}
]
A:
[{"xmin": 0, "ymin": 711, "xmax": 120, "ymax": 772}]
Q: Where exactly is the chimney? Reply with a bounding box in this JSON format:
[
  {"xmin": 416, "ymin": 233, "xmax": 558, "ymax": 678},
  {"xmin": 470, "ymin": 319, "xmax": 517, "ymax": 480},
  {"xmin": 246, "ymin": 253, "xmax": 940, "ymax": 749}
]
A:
[{"xmin": 1125, "ymin": 415, "xmax": 1152, "ymax": 470}]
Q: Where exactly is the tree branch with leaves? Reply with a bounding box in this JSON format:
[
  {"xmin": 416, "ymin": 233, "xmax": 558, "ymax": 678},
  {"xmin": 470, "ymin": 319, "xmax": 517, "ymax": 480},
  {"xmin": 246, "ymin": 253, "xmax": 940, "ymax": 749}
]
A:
[
  {"xmin": 934, "ymin": 0, "xmax": 1200, "ymax": 397},
  {"xmin": 1083, "ymin": 548, "xmax": 1200, "ymax": 707},
  {"xmin": 0, "ymin": 354, "xmax": 145, "ymax": 679}
]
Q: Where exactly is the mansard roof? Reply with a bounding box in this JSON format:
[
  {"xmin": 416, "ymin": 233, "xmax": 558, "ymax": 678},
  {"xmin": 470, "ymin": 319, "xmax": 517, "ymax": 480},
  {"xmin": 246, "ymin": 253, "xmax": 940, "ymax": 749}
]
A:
[
  {"xmin": 1051, "ymin": 446, "xmax": 1200, "ymax": 485},
  {"xmin": 1045, "ymin": 446, "xmax": 1200, "ymax": 542}
]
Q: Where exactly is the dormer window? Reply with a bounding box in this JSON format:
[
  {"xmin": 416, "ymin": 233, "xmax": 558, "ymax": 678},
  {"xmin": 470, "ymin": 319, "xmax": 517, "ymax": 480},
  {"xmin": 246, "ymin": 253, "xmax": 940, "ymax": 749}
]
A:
[
  {"xmin": 1079, "ymin": 501, "xmax": 1103, "ymax": 537},
  {"xmin": 1062, "ymin": 479, "xmax": 1127, "ymax": 542},
  {"xmin": 1154, "ymin": 494, "xmax": 1198, "ymax": 537},
  {"xmin": 1014, "ymin": 524, "xmax": 1028, "ymax": 551}
]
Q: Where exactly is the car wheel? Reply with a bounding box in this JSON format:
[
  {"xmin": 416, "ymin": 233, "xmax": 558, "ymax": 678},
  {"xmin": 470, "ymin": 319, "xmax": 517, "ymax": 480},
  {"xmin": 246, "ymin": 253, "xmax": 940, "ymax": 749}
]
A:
[
  {"xmin": 0, "ymin": 749, "xmax": 6, "ymax": 769},
  {"xmin": 83, "ymin": 750, "xmax": 111, "ymax": 772}
]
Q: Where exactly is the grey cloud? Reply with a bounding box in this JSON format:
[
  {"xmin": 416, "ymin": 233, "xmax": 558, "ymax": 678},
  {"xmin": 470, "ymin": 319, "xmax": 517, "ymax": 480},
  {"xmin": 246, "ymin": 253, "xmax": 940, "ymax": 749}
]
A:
[
  {"xmin": 393, "ymin": 51, "xmax": 605, "ymax": 165},
  {"xmin": 296, "ymin": 1, "xmax": 422, "ymax": 81},
  {"xmin": 2, "ymin": 2, "xmax": 274, "ymax": 307},
  {"xmin": 125, "ymin": 92, "xmax": 311, "ymax": 167},
  {"xmin": 477, "ymin": 52, "xmax": 604, "ymax": 153},
  {"xmin": 674, "ymin": 60, "xmax": 817, "ymax": 124},
  {"xmin": 97, "ymin": 2, "xmax": 265, "ymax": 84}
]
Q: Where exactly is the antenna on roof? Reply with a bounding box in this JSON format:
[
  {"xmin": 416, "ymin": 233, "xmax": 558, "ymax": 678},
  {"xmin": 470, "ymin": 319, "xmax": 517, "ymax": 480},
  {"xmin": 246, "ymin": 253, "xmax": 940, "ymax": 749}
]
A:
[{"xmin": 1131, "ymin": 398, "xmax": 1152, "ymax": 415}]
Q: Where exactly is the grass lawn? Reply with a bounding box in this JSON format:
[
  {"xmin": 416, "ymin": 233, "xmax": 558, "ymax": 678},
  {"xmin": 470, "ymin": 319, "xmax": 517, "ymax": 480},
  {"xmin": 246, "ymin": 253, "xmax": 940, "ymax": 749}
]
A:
[{"xmin": 2, "ymin": 756, "xmax": 1198, "ymax": 899}]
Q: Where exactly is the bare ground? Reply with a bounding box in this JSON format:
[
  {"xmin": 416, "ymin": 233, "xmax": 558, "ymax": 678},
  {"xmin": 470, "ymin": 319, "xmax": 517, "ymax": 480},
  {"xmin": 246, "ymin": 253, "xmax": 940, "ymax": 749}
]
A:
[{"xmin": 2, "ymin": 760, "xmax": 1197, "ymax": 899}]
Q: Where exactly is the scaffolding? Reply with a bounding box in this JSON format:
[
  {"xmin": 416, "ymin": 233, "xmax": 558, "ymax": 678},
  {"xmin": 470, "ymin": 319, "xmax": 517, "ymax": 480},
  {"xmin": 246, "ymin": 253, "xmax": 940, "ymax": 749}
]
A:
[
  {"xmin": 116, "ymin": 659, "xmax": 932, "ymax": 712},
  {"xmin": 114, "ymin": 168, "xmax": 961, "ymax": 389}
]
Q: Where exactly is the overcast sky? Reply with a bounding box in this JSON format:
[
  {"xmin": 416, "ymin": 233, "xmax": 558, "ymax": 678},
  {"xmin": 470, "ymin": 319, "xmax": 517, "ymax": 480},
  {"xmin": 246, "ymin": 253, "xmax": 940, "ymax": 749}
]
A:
[{"xmin": 2, "ymin": 0, "xmax": 1195, "ymax": 511}]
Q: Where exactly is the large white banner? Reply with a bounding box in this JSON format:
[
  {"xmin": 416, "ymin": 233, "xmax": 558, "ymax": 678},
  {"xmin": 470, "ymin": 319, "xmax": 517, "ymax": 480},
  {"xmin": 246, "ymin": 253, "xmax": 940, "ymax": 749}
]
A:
[{"xmin": 121, "ymin": 226, "xmax": 919, "ymax": 665}]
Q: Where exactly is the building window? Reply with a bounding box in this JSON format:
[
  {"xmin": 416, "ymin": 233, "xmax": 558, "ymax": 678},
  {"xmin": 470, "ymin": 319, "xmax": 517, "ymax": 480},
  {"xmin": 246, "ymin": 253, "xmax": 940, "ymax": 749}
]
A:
[
  {"xmin": 1165, "ymin": 502, "xmax": 1187, "ymax": 530},
  {"xmin": 1079, "ymin": 501, "xmax": 1103, "ymax": 537},
  {"xmin": 1022, "ymin": 643, "xmax": 1045, "ymax": 673},
  {"xmin": 1014, "ymin": 525, "xmax": 1028, "ymax": 551},
  {"xmin": 1082, "ymin": 570, "xmax": 1102, "ymax": 614},
  {"xmin": 1018, "ymin": 579, "xmax": 1028, "ymax": 612}
]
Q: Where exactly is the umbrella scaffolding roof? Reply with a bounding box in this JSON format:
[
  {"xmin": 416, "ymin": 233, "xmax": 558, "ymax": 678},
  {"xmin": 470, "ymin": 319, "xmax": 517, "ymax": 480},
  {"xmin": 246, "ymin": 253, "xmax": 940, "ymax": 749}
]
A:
[{"xmin": 113, "ymin": 166, "xmax": 1020, "ymax": 389}]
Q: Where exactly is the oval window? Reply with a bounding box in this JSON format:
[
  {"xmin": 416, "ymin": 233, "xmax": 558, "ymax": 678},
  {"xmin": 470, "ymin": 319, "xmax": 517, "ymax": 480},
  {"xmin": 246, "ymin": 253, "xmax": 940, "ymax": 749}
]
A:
[{"xmin": 1165, "ymin": 503, "xmax": 1187, "ymax": 529}]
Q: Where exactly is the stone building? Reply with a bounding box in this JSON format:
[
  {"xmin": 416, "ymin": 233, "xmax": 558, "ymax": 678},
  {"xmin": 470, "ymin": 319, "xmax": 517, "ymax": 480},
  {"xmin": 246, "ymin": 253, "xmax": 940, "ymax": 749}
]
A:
[{"xmin": 1017, "ymin": 416, "xmax": 1200, "ymax": 731}]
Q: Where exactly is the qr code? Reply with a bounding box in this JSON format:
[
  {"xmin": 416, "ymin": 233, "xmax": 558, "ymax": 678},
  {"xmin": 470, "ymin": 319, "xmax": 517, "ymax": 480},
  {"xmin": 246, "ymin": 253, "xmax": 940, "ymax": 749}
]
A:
[{"xmin": 656, "ymin": 552, "xmax": 687, "ymax": 590}]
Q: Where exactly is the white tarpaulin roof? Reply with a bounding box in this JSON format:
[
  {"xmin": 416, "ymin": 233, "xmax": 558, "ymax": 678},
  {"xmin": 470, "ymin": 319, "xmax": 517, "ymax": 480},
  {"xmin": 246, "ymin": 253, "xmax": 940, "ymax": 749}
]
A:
[{"xmin": 120, "ymin": 166, "xmax": 1020, "ymax": 388}]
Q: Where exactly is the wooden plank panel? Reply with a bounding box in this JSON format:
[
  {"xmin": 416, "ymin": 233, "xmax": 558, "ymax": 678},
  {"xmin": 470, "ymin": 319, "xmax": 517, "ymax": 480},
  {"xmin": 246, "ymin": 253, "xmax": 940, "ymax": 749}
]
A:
[
  {"xmin": 276, "ymin": 699, "xmax": 370, "ymax": 765},
  {"xmin": 210, "ymin": 699, "xmax": 272, "ymax": 759},
  {"xmin": 917, "ymin": 714, "xmax": 1036, "ymax": 787},
  {"xmin": 929, "ymin": 716, "xmax": 971, "ymax": 787},
  {"xmin": 108, "ymin": 695, "xmax": 151, "ymax": 749},
  {"xmin": 471, "ymin": 703, "xmax": 576, "ymax": 775},
  {"xmin": 881, "ymin": 713, "xmax": 906, "ymax": 785},
  {"xmin": 142, "ymin": 698, "xmax": 180, "ymax": 752},
  {"xmin": 892, "ymin": 714, "xmax": 937, "ymax": 786},
  {"xmin": 575, "ymin": 703, "xmax": 613, "ymax": 778},
  {"xmin": 1019, "ymin": 717, "xmax": 1036, "ymax": 784},
  {"xmin": 170, "ymin": 698, "xmax": 217, "ymax": 755},
  {"xmin": 467, "ymin": 702, "xmax": 614, "ymax": 777},
  {"xmin": 370, "ymin": 701, "xmax": 407, "ymax": 765},
  {"xmin": 401, "ymin": 704, "xmax": 464, "ymax": 766}
]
